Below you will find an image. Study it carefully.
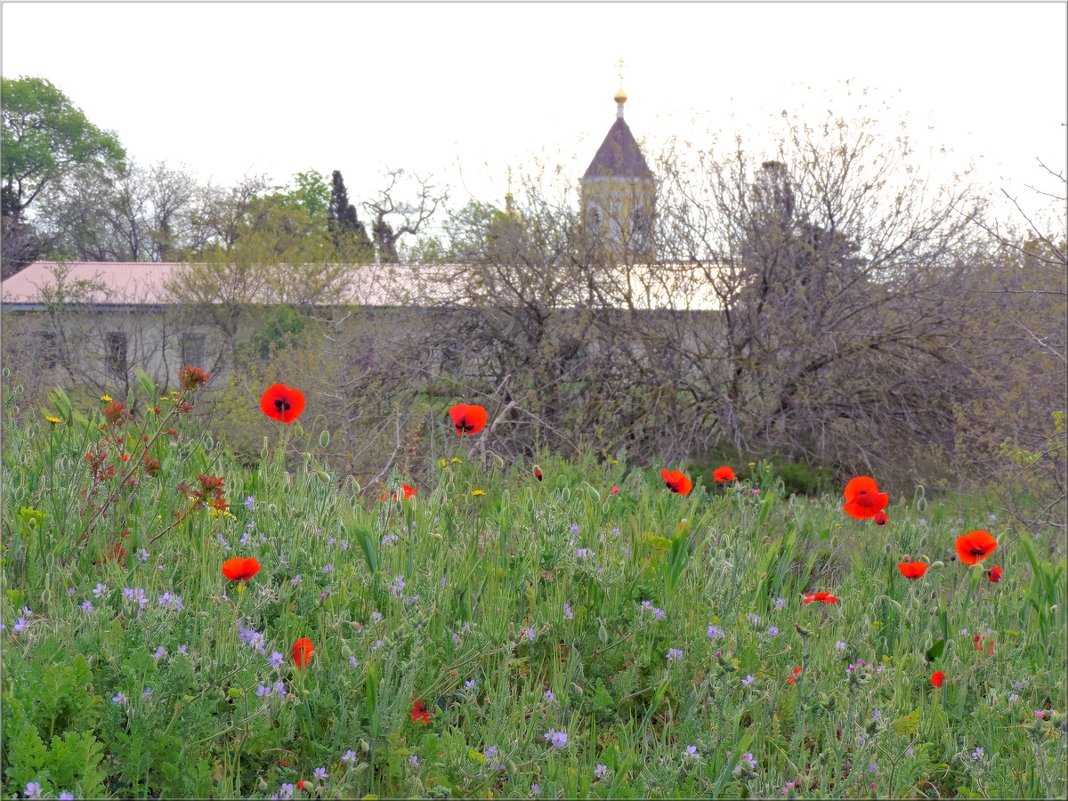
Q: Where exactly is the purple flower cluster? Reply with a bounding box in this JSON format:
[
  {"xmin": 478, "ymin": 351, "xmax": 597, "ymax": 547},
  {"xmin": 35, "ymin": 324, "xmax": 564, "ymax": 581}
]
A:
[
  {"xmin": 237, "ymin": 620, "xmax": 267, "ymax": 653},
  {"xmin": 641, "ymin": 600, "xmax": 667, "ymax": 620},
  {"xmin": 543, "ymin": 728, "xmax": 568, "ymax": 749}
]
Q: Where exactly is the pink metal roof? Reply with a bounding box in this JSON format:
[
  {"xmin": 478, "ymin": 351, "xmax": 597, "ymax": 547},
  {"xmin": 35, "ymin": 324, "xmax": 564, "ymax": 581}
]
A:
[
  {"xmin": 2, "ymin": 260, "xmax": 720, "ymax": 310},
  {"xmin": 1, "ymin": 262, "xmax": 181, "ymax": 305}
]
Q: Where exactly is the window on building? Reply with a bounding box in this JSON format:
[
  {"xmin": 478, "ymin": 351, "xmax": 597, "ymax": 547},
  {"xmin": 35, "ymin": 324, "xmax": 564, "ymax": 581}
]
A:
[
  {"xmin": 105, "ymin": 331, "xmax": 128, "ymax": 376},
  {"xmin": 608, "ymin": 202, "xmax": 623, "ymax": 242},
  {"xmin": 36, "ymin": 331, "xmax": 59, "ymax": 369},
  {"xmin": 180, "ymin": 333, "xmax": 206, "ymax": 370}
]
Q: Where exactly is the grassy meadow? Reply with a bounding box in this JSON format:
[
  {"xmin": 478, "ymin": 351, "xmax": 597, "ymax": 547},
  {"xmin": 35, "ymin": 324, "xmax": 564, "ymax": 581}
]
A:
[{"xmin": 1, "ymin": 374, "xmax": 1065, "ymax": 800}]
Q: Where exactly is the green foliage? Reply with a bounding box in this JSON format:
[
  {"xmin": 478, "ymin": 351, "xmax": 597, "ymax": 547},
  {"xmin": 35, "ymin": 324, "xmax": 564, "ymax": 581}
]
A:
[
  {"xmin": 1, "ymin": 76, "xmax": 126, "ymax": 216},
  {"xmin": 0, "ymin": 390, "xmax": 1065, "ymax": 799},
  {"xmin": 242, "ymin": 304, "xmax": 310, "ymax": 361}
]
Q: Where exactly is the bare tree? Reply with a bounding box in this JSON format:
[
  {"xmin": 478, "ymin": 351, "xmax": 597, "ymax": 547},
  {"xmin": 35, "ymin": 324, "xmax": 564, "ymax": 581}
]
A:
[{"xmin": 366, "ymin": 169, "xmax": 447, "ymax": 263}]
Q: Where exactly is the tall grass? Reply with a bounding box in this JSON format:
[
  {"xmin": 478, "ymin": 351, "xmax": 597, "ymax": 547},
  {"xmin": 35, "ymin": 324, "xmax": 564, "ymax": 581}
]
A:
[{"xmin": 1, "ymin": 373, "xmax": 1065, "ymax": 799}]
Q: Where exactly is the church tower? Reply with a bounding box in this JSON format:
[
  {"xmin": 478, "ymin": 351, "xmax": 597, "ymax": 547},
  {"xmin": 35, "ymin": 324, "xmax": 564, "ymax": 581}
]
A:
[{"xmin": 579, "ymin": 79, "xmax": 656, "ymax": 262}]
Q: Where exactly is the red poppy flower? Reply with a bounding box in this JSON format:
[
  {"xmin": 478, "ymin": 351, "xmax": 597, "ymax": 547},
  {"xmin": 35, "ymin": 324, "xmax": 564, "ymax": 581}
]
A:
[
  {"xmin": 802, "ymin": 590, "xmax": 840, "ymax": 604},
  {"xmin": 533, "ymin": 465, "xmax": 543, "ymax": 482},
  {"xmin": 410, "ymin": 698, "xmax": 432, "ymax": 724},
  {"xmin": 842, "ymin": 476, "xmax": 890, "ymax": 520},
  {"xmin": 392, "ymin": 484, "xmax": 417, "ymax": 500},
  {"xmin": 292, "ymin": 637, "xmax": 315, "ymax": 669},
  {"xmin": 787, "ymin": 666, "xmax": 802, "ymax": 684},
  {"xmin": 449, "ymin": 403, "xmax": 487, "ymax": 436},
  {"xmin": 931, "ymin": 671, "xmax": 945, "ymax": 688},
  {"xmin": 222, "ymin": 557, "xmax": 261, "ymax": 581},
  {"xmin": 897, "ymin": 561, "xmax": 929, "ymax": 579},
  {"xmin": 713, "ymin": 465, "xmax": 737, "ymax": 483},
  {"xmin": 955, "ymin": 530, "xmax": 998, "ymax": 566},
  {"xmin": 662, "ymin": 468, "xmax": 693, "ymax": 495},
  {"xmin": 296, "ymin": 780, "xmax": 310, "ymax": 792},
  {"xmin": 987, "ymin": 565, "xmax": 1003, "ymax": 583},
  {"xmin": 873, "ymin": 510, "xmax": 889, "ymax": 526},
  {"xmin": 260, "ymin": 384, "xmax": 306, "ymax": 424}
]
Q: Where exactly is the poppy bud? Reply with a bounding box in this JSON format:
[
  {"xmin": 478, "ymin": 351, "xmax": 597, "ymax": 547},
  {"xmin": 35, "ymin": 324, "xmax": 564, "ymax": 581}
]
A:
[
  {"xmin": 987, "ymin": 566, "xmax": 1003, "ymax": 583},
  {"xmin": 533, "ymin": 465, "xmax": 543, "ymax": 482}
]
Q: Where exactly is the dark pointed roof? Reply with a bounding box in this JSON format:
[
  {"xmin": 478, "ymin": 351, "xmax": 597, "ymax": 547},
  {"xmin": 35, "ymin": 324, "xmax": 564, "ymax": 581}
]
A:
[{"xmin": 582, "ymin": 117, "xmax": 654, "ymax": 181}]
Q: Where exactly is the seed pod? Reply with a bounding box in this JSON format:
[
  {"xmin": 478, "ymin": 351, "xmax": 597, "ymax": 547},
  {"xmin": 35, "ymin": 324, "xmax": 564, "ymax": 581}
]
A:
[{"xmin": 533, "ymin": 465, "xmax": 543, "ymax": 481}]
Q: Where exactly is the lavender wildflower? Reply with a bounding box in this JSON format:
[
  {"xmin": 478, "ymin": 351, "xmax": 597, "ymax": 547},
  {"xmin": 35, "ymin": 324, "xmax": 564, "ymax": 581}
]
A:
[
  {"xmin": 342, "ymin": 749, "xmax": 357, "ymax": 765},
  {"xmin": 322, "ymin": 562, "xmax": 334, "ymax": 575},
  {"xmin": 666, "ymin": 647, "xmax": 684, "ymax": 663},
  {"xmin": 971, "ymin": 746, "xmax": 984, "ymax": 761},
  {"xmin": 371, "ymin": 610, "xmax": 383, "ymax": 624},
  {"xmin": 152, "ymin": 645, "xmax": 166, "ymax": 661},
  {"xmin": 766, "ymin": 625, "xmax": 780, "ymax": 638},
  {"xmin": 289, "ymin": 574, "xmax": 302, "ymax": 586},
  {"xmin": 349, "ymin": 656, "xmax": 360, "ymax": 669},
  {"xmin": 563, "ymin": 601, "xmax": 574, "ymax": 620},
  {"xmin": 24, "ymin": 782, "xmax": 42, "ymax": 800},
  {"xmin": 707, "ymin": 624, "xmax": 725, "ymax": 640},
  {"xmin": 159, "ymin": 592, "xmax": 184, "ymax": 611},
  {"xmin": 13, "ymin": 617, "xmax": 28, "ymax": 633},
  {"xmin": 93, "ymin": 582, "xmax": 108, "ymax": 598},
  {"xmin": 520, "ymin": 627, "xmax": 536, "ymax": 641},
  {"xmin": 244, "ymin": 496, "xmax": 255, "ymax": 510},
  {"xmin": 269, "ymin": 651, "xmax": 284, "ymax": 669},
  {"xmin": 594, "ymin": 763, "xmax": 608, "ymax": 779},
  {"xmin": 575, "ymin": 547, "xmax": 595, "ymax": 558},
  {"xmin": 314, "ymin": 767, "xmax": 328, "ymax": 780},
  {"xmin": 141, "ymin": 687, "xmax": 152, "ymax": 699},
  {"xmin": 742, "ymin": 674, "xmax": 756, "ymax": 686},
  {"xmin": 177, "ymin": 644, "xmax": 188, "ymax": 656},
  {"xmin": 273, "ymin": 680, "xmax": 286, "ymax": 698},
  {"xmin": 544, "ymin": 689, "xmax": 556, "ymax": 702},
  {"xmin": 543, "ymin": 728, "xmax": 568, "ymax": 749},
  {"xmin": 257, "ymin": 684, "xmax": 272, "ymax": 698},
  {"xmin": 112, "ymin": 691, "xmax": 127, "ymax": 705},
  {"xmin": 80, "ymin": 600, "xmax": 94, "ymax": 613}
]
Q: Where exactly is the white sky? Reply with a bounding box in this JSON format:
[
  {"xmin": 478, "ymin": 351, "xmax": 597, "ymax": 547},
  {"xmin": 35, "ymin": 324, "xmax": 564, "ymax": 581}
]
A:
[{"xmin": 3, "ymin": 1, "xmax": 1066, "ymax": 231}]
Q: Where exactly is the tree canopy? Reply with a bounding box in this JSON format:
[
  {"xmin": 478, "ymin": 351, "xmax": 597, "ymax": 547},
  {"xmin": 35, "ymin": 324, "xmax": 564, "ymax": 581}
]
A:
[{"xmin": 1, "ymin": 76, "xmax": 126, "ymax": 218}]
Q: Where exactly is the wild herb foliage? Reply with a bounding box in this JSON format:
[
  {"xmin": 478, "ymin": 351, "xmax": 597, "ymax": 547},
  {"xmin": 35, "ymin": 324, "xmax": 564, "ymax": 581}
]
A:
[{"xmin": 1, "ymin": 376, "xmax": 1065, "ymax": 799}]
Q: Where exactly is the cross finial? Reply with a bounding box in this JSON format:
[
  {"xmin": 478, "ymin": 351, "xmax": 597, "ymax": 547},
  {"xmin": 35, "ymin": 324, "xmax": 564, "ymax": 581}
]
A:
[{"xmin": 614, "ymin": 58, "xmax": 627, "ymax": 118}]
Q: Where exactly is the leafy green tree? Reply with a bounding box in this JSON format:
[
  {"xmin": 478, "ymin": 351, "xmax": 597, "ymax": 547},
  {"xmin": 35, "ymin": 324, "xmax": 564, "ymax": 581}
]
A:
[
  {"xmin": 1, "ymin": 76, "xmax": 126, "ymax": 218},
  {"xmin": 327, "ymin": 170, "xmax": 373, "ymax": 260}
]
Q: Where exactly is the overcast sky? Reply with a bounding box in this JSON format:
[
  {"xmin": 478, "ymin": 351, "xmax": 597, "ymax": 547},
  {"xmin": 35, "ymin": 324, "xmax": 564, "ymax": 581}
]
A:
[{"xmin": 3, "ymin": 1, "xmax": 1066, "ymax": 228}]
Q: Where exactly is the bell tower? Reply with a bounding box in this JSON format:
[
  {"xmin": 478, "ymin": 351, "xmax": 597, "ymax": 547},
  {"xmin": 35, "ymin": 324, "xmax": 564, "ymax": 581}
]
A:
[{"xmin": 579, "ymin": 65, "xmax": 656, "ymax": 262}]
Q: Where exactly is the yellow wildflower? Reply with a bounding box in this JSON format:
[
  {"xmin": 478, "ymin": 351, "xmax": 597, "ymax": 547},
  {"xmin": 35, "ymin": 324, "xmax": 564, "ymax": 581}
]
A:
[
  {"xmin": 44, "ymin": 415, "xmax": 61, "ymax": 425},
  {"xmin": 451, "ymin": 456, "xmax": 463, "ymax": 464},
  {"xmin": 471, "ymin": 489, "xmax": 486, "ymax": 497},
  {"xmin": 438, "ymin": 458, "xmax": 448, "ymax": 467},
  {"xmin": 100, "ymin": 394, "xmax": 112, "ymax": 402}
]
